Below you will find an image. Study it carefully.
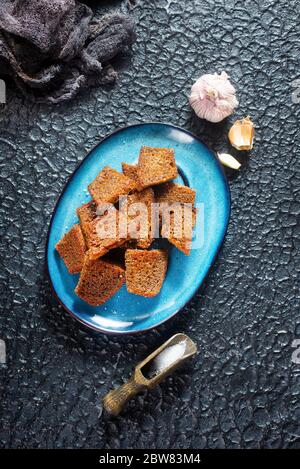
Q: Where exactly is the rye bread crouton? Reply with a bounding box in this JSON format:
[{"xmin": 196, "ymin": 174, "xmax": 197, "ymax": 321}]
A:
[
  {"xmin": 155, "ymin": 182, "xmax": 196, "ymax": 205},
  {"xmin": 137, "ymin": 147, "xmax": 178, "ymax": 189},
  {"xmin": 75, "ymin": 254, "xmax": 125, "ymax": 306},
  {"xmin": 76, "ymin": 201, "xmax": 96, "ymax": 239},
  {"xmin": 84, "ymin": 209, "xmax": 129, "ymax": 260},
  {"xmin": 125, "ymin": 188, "xmax": 155, "ymax": 249},
  {"xmin": 155, "ymin": 182, "xmax": 196, "ymax": 256},
  {"xmin": 122, "ymin": 162, "xmax": 143, "ymax": 191},
  {"xmin": 161, "ymin": 206, "xmax": 196, "ymax": 256},
  {"xmin": 88, "ymin": 166, "xmax": 136, "ymax": 205},
  {"xmin": 125, "ymin": 249, "xmax": 168, "ymax": 297},
  {"xmin": 56, "ymin": 224, "xmax": 86, "ymax": 274}
]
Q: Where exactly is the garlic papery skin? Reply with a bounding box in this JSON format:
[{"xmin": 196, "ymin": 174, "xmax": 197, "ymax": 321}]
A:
[
  {"xmin": 189, "ymin": 71, "xmax": 239, "ymax": 123},
  {"xmin": 228, "ymin": 116, "xmax": 254, "ymax": 150},
  {"xmin": 217, "ymin": 152, "xmax": 241, "ymax": 170}
]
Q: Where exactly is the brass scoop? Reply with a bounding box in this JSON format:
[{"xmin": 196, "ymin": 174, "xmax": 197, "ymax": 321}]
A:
[{"xmin": 103, "ymin": 333, "xmax": 197, "ymax": 416}]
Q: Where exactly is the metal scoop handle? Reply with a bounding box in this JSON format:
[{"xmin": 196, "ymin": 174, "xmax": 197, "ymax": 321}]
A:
[{"xmin": 103, "ymin": 376, "xmax": 144, "ymax": 416}]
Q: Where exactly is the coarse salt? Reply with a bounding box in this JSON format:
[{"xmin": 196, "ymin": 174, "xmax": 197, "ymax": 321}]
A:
[{"xmin": 150, "ymin": 340, "xmax": 187, "ymax": 376}]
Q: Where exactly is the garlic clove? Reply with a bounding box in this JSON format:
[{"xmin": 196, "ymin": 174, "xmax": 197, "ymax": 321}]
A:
[
  {"xmin": 228, "ymin": 116, "xmax": 254, "ymax": 151},
  {"xmin": 217, "ymin": 152, "xmax": 241, "ymax": 170}
]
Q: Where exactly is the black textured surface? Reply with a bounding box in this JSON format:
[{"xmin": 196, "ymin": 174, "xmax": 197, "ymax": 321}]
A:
[{"xmin": 0, "ymin": 0, "xmax": 300, "ymax": 449}]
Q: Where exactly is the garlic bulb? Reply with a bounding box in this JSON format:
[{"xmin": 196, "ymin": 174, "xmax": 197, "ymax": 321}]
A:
[
  {"xmin": 228, "ymin": 116, "xmax": 254, "ymax": 150},
  {"xmin": 217, "ymin": 152, "xmax": 241, "ymax": 170},
  {"xmin": 189, "ymin": 71, "xmax": 238, "ymax": 123}
]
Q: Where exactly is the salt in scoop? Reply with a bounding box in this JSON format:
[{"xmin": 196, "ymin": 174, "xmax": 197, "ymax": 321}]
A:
[{"xmin": 102, "ymin": 333, "xmax": 197, "ymax": 416}]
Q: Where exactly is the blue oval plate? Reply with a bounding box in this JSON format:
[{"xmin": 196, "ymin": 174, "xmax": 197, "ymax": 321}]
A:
[{"xmin": 46, "ymin": 123, "xmax": 230, "ymax": 334}]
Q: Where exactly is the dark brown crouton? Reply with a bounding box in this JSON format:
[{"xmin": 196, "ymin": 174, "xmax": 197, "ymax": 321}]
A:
[
  {"xmin": 137, "ymin": 147, "xmax": 178, "ymax": 189},
  {"xmin": 76, "ymin": 201, "xmax": 96, "ymax": 239},
  {"xmin": 155, "ymin": 182, "xmax": 196, "ymax": 205},
  {"xmin": 125, "ymin": 249, "xmax": 168, "ymax": 297},
  {"xmin": 161, "ymin": 206, "xmax": 196, "ymax": 256},
  {"xmin": 75, "ymin": 254, "xmax": 125, "ymax": 306},
  {"xmin": 56, "ymin": 224, "xmax": 86, "ymax": 274},
  {"xmin": 124, "ymin": 188, "xmax": 155, "ymax": 249},
  {"xmin": 122, "ymin": 162, "xmax": 143, "ymax": 191},
  {"xmin": 84, "ymin": 209, "xmax": 129, "ymax": 260},
  {"xmin": 88, "ymin": 166, "xmax": 136, "ymax": 205}
]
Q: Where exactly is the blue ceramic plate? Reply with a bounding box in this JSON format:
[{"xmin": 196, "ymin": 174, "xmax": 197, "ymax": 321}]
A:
[{"xmin": 46, "ymin": 123, "xmax": 230, "ymax": 334}]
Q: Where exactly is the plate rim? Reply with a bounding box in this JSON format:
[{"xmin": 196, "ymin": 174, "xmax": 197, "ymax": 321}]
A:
[{"xmin": 45, "ymin": 122, "xmax": 231, "ymax": 335}]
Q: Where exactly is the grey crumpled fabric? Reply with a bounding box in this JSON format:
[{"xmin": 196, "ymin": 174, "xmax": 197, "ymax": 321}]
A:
[{"xmin": 0, "ymin": 0, "xmax": 136, "ymax": 103}]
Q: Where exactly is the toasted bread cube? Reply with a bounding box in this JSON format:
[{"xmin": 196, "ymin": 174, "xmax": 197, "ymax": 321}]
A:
[
  {"xmin": 125, "ymin": 249, "xmax": 168, "ymax": 297},
  {"xmin": 122, "ymin": 162, "xmax": 143, "ymax": 191},
  {"xmin": 155, "ymin": 182, "xmax": 196, "ymax": 205},
  {"xmin": 137, "ymin": 147, "xmax": 178, "ymax": 189},
  {"xmin": 77, "ymin": 201, "xmax": 96, "ymax": 225},
  {"xmin": 161, "ymin": 206, "xmax": 196, "ymax": 256},
  {"xmin": 76, "ymin": 201, "xmax": 96, "ymax": 239},
  {"xmin": 88, "ymin": 166, "xmax": 136, "ymax": 205},
  {"xmin": 124, "ymin": 188, "xmax": 155, "ymax": 249},
  {"xmin": 56, "ymin": 224, "xmax": 86, "ymax": 274},
  {"xmin": 84, "ymin": 209, "xmax": 129, "ymax": 260},
  {"xmin": 156, "ymin": 183, "xmax": 197, "ymax": 256},
  {"xmin": 75, "ymin": 254, "xmax": 125, "ymax": 306}
]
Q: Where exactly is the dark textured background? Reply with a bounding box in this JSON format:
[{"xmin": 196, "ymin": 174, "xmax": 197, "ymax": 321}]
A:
[{"xmin": 0, "ymin": 0, "xmax": 300, "ymax": 449}]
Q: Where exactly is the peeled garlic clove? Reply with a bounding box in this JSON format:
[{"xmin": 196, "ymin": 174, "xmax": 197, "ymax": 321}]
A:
[
  {"xmin": 228, "ymin": 116, "xmax": 254, "ymax": 150},
  {"xmin": 217, "ymin": 152, "xmax": 241, "ymax": 170}
]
